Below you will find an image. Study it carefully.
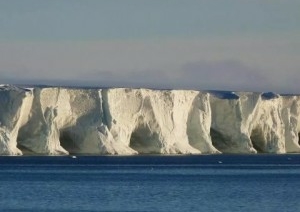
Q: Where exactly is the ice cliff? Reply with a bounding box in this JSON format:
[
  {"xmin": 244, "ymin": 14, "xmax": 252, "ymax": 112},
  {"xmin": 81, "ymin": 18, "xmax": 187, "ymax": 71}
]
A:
[{"xmin": 1, "ymin": 84, "xmax": 300, "ymax": 155}]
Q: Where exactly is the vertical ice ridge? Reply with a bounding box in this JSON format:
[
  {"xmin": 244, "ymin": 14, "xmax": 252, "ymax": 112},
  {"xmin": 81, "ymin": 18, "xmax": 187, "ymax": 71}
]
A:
[
  {"xmin": 187, "ymin": 92, "xmax": 220, "ymax": 153},
  {"xmin": 0, "ymin": 85, "xmax": 33, "ymax": 155},
  {"xmin": 17, "ymin": 87, "xmax": 69, "ymax": 155},
  {"xmin": 210, "ymin": 92, "xmax": 257, "ymax": 153},
  {"xmin": 250, "ymin": 94, "xmax": 285, "ymax": 153},
  {"xmin": 281, "ymin": 96, "xmax": 300, "ymax": 152}
]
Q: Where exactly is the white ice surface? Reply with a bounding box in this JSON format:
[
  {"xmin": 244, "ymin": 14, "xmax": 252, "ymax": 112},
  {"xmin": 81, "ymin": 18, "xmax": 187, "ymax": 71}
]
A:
[{"xmin": 1, "ymin": 85, "xmax": 300, "ymax": 155}]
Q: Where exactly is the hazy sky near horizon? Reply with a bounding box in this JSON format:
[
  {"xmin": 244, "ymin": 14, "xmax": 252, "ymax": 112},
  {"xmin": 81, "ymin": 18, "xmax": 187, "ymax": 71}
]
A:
[{"xmin": 0, "ymin": 0, "xmax": 300, "ymax": 93}]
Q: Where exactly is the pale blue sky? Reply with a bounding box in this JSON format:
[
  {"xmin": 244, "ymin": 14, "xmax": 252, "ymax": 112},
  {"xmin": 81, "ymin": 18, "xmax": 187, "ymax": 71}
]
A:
[{"xmin": 0, "ymin": 0, "xmax": 300, "ymax": 93}]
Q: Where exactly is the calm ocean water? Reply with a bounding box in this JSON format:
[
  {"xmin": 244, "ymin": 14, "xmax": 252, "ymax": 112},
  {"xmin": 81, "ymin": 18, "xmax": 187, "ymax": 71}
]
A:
[{"xmin": 0, "ymin": 155, "xmax": 300, "ymax": 212}]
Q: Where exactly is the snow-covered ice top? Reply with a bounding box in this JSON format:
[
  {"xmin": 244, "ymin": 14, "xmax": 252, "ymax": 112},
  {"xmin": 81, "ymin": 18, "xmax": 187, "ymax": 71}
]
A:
[{"xmin": 0, "ymin": 85, "xmax": 300, "ymax": 155}]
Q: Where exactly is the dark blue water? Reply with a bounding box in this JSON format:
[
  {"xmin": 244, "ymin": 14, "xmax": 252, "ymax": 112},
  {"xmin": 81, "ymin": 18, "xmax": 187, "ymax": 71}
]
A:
[{"xmin": 1, "ymin": 155, "xmax": 300, "ymax": 212}]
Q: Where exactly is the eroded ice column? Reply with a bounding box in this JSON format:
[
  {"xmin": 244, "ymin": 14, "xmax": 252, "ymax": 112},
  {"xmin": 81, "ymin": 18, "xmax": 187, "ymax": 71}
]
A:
[
  {"xmin": 250, "ymin": 93, "xmax": 286, "ymax": 153},
  {"xmin": 0, "ymin": 85, "xmax": 33, "ymax": 155},
  {"xmin": 104, "ymin": 88, "xmax": 202, "ymax": 154},
  {"xmin": 44, "ymin": 88, "xmax": 136, "ymax": 155},
  {"xmin": 105, "ymin": 88, "xmax": 185, "ymax": 154},
  {"xmin": 146, "ymin": 89, "xmax": 200, "ymax": 154},
  {"xmin": 17, "ymin": 87, "xmax": 138, "ymax": 155},
  {"xmin": 279, "ymin": 96, "xmax": 300, "ymax": 153},
  {"xmin": 187, "ymin": 92, "xmax": 219, "ymax": 153},
  {"xmin": 17, "ymin": 88, "xmax": 68, "ymax": 155},
  {"xmin": 103, "ymin": 88, "xmax": 143, "ymax": 154},
  {"xmin": 209, "ymin": 91, "xmax": 260, "ymax": 153},
  {"xmin": 57, "ymin": 88, "xmax": 112, "ymax": 155}
]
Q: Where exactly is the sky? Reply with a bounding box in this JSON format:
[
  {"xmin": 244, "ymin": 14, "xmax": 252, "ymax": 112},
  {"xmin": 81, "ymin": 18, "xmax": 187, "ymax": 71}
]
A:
[{"xmin": 0, "ymin": 0, "xmax": 299, "ymax": 93}]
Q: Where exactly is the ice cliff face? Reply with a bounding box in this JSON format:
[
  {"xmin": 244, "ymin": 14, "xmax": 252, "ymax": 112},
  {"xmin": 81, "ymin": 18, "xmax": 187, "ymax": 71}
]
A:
[
  {"xmin": 0, "ymin": 85, "xmax": 300, "ymax": 155},
  {"xmin": 104, "ymin": 89, "xmax": 217, "ymax": 154},
  {"xmin": 0, "ymin": 85, "xmax": 32, "ymax": 155}
]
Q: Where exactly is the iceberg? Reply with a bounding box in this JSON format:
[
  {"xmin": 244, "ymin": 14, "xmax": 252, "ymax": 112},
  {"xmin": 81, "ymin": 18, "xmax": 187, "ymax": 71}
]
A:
[{"xmin": 0, "ymin": 85, "xmax": 300, "ymax": 155}]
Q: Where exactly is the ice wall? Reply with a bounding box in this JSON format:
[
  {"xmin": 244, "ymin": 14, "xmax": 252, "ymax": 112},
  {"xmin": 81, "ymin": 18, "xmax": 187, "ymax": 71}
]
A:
[
  {"xmin": 210, "ymin": 91, "xmax": 259, "ymax": 153},
  {"xmin": 210, "ymin": 91, "xmax": 300, "ymax": 153},
  {"xmin": 281, "ymin": 95, "xmax": 300, "ymax": 152},
  {"xmin": 0, "ymin": 85, "xmax": 33, "ymax": 155},
  {"xmin": 105, "ymin": 89, "xmax": 217, "ymax": 154},
  {"xmin": 0, "ymin": 85, "xmax": 300, "ymax": 155}
]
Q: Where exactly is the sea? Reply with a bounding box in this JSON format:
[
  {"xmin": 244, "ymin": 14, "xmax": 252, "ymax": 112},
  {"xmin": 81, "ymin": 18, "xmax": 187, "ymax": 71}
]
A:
[{"xmin": 0, "ymin": 154, "xmax": 300, "ymax": 212}]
